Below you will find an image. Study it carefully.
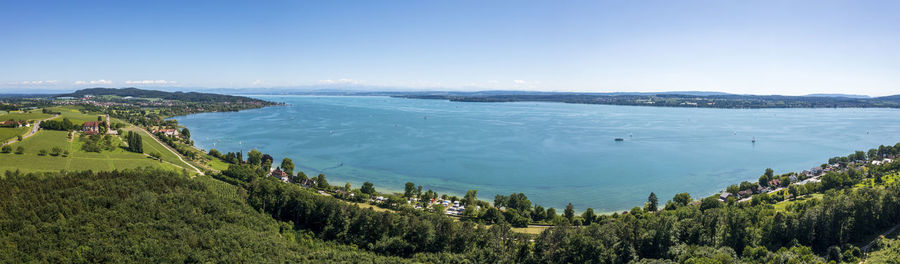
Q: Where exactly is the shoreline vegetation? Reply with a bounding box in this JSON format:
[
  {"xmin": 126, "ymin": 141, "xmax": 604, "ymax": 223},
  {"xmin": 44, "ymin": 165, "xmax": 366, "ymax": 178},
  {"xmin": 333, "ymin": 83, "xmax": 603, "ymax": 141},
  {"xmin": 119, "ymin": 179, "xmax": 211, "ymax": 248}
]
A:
[
  {"xmin": 390, "ymin": 91, "xmax": 900, "ymax": 109},
  {"xmin": 4, "ymin": 87, "xmax": 900, "ymax": 262}
]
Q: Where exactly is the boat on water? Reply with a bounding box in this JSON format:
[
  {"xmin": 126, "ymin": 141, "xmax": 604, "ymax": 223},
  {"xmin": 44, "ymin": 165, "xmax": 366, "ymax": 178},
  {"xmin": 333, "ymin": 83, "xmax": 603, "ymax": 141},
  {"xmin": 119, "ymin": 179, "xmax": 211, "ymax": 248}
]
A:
[
  {"xmin": 615, "ymin": 138, "xmax": 624, "ymax": 141},
  {"xmin": 752, "ymin": 137, "xmax": 756, "ymax": 143}
]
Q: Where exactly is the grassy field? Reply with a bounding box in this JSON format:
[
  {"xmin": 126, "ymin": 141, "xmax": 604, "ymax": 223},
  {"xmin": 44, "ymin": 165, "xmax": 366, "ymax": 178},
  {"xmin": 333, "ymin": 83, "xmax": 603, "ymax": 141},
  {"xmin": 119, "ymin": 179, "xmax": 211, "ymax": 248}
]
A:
[
  {"xmin": 120, "ymin": 126, "xmax": 195, "ymax": 170},
  {"xmin": 773, "ymin": 193, "xmax": 823, "ymax": 212},
  {"xmin": 511, "ymin": 226, "xmax": 551, "ymax": 235},
  {"xmin": 0, "ymin": 127, "xmax": 30, "ymax": 143},
  {"xmin": 45, "ymin": 106, "xmax": 103, "ymax": 124},
  {"xmin": 0, "ymin": 111, "xmax": 52, "ymax": 121},
  {"xmin": 206, "ymin": 156, "xmax": 231, "ymax": 171},
  {"xmin": 351, "ymin": 201, "xmax": 394, "ymax": 213},
  {"xmin": 0, "ymin": 130, "xmax": 185, "ymax": 174},
  {"xmin": 856, "ymin": 171, "xmax": 900, "ymax": 188}
]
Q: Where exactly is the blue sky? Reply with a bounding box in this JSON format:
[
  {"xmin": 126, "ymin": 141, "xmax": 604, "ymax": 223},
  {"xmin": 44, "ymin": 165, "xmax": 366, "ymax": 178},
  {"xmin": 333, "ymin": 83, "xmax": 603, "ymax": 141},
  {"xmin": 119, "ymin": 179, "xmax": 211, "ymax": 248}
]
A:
[{"xmin": 1, "ymin": 0, "xmax": 898, "ymax": 95}]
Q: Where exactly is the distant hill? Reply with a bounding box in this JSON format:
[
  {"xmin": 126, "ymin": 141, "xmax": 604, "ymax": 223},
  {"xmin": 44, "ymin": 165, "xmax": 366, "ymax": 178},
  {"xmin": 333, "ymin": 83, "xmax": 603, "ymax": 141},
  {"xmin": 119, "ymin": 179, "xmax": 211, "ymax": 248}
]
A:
[
  {"xmin": 395, "ymin": 91, "xmax": 900, "ymax": 109},
  {"xmin": 57, "ymin": 87, "xmax": 269, "ymax": 103},
  {"xmin": 805, "ymin": 93, "xmax": 871, "ymax": 99},
  {"xmin": 878, "ymin": 94, "xmax": 900, "ymax": 102}
]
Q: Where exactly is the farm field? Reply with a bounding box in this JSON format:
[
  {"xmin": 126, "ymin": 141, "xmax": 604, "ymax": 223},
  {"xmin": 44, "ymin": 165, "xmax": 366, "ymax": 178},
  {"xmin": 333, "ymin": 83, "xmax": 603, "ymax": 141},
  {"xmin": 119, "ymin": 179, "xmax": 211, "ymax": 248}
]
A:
[
  {"xmin": 0, "ymin": 130, "xmax": 185, "ymax": 175},
  {"xmin": 120, "ymin": 126, "xmax": 195, "ymax": 170},
  {"xmin": 0, "ymin": 111, "xmax": 52, "ymax": 121},
  {"xmin": 45, "ymin": 106, "xmax": 103, "ymax": 124},
  {"xmin": 0, "ymin": 127, "xmax": 30, "ymax": 143}
]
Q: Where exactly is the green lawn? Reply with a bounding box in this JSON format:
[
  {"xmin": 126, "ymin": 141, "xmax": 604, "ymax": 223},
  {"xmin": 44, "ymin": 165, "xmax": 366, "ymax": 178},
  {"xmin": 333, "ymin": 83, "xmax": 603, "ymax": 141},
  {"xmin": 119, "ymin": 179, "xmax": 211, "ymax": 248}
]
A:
[
  {"xmin": 0, "ymin": 130, "xmax": 184, "ymax": 174},
  {"xmin": 0, "ymin": 111, "xmax": 52, "ymax": 121},
  {"xmin": 0, "ymin": 127, "xmax": 30, "ymax": 142}
]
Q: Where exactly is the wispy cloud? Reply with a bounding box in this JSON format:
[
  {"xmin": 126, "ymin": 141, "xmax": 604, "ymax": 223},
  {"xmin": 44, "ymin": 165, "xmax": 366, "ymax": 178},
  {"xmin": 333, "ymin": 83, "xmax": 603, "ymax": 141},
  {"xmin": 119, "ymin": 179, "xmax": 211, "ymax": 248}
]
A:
[
  {"xmin": 317, "ymin": 78, "xmax": 361, "ymax": 85},
  {"xmin": 75, "ymin": 79, "xmax": 113, "ymax": 85},
  {"xmin": 125, "ymin": 80, "xmax": 176, "ymax": 85},
  {"xmin": 20, "ymin": 80, "xmax": 59, "ymax": 85},
  {"xmin": 513, "ymin": 80, "xmax": 527, "ymax": 84}
]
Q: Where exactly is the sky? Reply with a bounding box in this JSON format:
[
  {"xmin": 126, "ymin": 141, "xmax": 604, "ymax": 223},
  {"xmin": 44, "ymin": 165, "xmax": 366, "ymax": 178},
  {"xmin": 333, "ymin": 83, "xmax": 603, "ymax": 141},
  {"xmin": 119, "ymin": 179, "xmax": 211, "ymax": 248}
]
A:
[{"xmin": 1, "ymin": 0, "xmax": 899, "ymax": 96}]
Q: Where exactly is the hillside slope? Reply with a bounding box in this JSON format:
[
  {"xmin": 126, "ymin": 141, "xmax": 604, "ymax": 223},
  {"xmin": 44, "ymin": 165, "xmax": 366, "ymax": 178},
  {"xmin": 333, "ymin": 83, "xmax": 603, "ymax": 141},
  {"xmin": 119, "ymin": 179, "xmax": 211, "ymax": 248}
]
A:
[{"xmin": 0, "ymin": 168, "xmax": 408, "ymax": 263}]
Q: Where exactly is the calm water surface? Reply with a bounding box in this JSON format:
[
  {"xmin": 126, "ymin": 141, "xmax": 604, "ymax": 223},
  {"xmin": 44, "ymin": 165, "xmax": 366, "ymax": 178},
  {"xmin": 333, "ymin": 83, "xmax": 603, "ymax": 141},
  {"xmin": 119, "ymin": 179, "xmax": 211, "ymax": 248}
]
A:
[{"xmin": 176, "ymin": 96, "xmax": 900, "ymax": 212}]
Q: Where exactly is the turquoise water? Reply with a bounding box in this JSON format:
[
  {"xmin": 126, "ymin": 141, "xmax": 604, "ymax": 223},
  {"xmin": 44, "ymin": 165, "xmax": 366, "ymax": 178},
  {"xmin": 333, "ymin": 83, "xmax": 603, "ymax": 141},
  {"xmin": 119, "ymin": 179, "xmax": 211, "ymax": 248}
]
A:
[{"xmin": 177, "ymin": 96, "xmax": 900, "ymax": 212}]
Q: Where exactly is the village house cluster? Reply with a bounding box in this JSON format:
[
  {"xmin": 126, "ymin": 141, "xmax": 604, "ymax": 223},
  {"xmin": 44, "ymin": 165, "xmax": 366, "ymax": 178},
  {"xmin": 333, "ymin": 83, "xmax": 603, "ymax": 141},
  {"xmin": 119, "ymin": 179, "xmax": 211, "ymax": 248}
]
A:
[
  {"xmin": 719, "ymin": 157, "xmax": 897, "ymax": 202},
  {"xmin": 0, "ymin": 120, "xmax": 30, "ymax": 128},
  {"xmin": 265, "ymin": 167, "xmax": 479, "ymax": 216}
]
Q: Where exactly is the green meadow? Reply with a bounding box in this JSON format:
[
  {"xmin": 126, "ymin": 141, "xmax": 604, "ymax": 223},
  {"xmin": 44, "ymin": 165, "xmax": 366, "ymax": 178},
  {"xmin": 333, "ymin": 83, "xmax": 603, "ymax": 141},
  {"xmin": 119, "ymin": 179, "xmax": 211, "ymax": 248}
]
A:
[
  {"xmin": 120, "ymin": 126, "xmax": 196, "ymax": 170},
  {"xmin": 0, "ymin": 127, "xmax": 30, "ymax": 143},
  {"xmin": 0, "ymin": 111, "xmax": 52, "ymax": 121},
  {"xmin": 0, "ymin": 110, "xmax": 52, "ymax": 142},
  {"xmin": 45, "ymin": 106, "xmax": 104, "ymax": 124},
  {"xmin": 206, "ymin": 156, "xmax": 231, "ymax": 171},
  {"xmin": 0, "ymin": 130, "xmax": 186, "ymax": 174}
]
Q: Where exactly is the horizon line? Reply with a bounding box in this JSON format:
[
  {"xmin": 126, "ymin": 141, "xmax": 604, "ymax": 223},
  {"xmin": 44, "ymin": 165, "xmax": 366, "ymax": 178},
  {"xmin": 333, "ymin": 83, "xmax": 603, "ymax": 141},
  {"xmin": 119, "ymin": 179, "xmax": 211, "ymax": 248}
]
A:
[{"xmin": 0, "ymin": 86, "xmax": 893, "ymax": 98}]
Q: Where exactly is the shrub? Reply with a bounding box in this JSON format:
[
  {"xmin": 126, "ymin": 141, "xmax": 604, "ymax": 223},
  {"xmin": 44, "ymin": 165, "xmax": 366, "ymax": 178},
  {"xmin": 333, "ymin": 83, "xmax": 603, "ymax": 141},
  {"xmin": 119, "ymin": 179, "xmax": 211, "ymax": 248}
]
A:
[{"xmin": 149, "ymin": 152, "xmax": 162, "ymax": 161}]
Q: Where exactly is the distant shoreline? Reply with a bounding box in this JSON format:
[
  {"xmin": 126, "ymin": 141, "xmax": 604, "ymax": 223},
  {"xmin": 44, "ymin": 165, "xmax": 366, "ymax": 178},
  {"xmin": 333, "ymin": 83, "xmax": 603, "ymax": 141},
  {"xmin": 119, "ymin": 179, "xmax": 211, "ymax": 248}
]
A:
[{"xmin": 391, "ymin": 93, "xmax": 900, "ymax": 109}]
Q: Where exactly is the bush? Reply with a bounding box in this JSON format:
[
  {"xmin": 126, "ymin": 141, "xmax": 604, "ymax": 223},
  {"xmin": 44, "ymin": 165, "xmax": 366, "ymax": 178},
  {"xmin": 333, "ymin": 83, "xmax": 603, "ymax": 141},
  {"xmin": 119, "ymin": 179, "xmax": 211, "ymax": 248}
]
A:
[
  {"xmin": 1, "ymin": 145, "xmax": 10, "ymax": 153},
  {"xmin": 38, "ymin": 149, "xmax": 47, "ymax": 156},
  {"xmin": 15, "ymin": 146, "xmax": 24, "ymax": 154}
]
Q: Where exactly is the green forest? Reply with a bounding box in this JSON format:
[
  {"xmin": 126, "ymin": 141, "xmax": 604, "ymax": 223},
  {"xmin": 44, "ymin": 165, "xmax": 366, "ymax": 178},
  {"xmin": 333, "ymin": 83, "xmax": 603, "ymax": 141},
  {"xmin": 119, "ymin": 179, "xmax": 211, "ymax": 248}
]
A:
[
  {"xmin": 0, "ymin": 168, "xmax": 415, "ymax": 263},
  {"xmin": 4, "ymin": 148, "xmax": 897, "ymax": 263}
]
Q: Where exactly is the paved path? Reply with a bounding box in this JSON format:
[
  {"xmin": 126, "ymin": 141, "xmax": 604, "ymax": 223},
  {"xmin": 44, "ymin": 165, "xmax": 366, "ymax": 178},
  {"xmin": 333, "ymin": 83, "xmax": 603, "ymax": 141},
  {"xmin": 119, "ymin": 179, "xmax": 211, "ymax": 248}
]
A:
[
  {"xmin": 135, "ymin": 126, "xmax": 204, "ymax": 176},
  {"xmin": 1, "ymin": 114, "xmax": 58, "ymax": 147}
]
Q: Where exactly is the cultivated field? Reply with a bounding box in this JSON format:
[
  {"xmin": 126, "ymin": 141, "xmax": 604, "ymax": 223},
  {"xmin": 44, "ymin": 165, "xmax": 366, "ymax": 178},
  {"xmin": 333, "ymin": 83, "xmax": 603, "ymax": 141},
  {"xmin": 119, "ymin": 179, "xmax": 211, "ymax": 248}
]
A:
[
  {"xmin": 0, "ymin": 111, "xmax": 52, "ymax": 121},
  {"xmin": 120, "ymin": 126, "xmax": 196, "ymax": 170},
  {"xmin": 0, "ymin": 130, "xmax": 185, "ymax": 174},
  {"xmin": 45, "ymin": 106, "xmax": 104, "ymax": 124},
  {"xmin": 0, "ymin": 127, "xmax": 30, "ymax": 143}
]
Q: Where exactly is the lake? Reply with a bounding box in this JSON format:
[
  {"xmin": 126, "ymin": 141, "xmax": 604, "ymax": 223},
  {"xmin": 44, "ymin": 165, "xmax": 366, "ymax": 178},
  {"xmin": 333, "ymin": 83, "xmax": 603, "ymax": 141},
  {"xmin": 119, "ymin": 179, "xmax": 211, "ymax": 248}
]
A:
[{"xmin": 176, "ymin": 96, "xmax": 900, "ymax": 212}]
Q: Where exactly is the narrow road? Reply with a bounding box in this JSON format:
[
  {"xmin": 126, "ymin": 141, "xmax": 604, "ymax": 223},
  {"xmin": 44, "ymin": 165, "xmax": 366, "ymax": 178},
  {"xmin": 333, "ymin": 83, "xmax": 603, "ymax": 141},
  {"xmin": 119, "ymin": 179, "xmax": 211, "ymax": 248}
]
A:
[
  {"xmin": 135, "ymin": 126, "xmax": 204, "ymax": 176},
  {"xmin": 738, "ymin": 187, "xmax": 784, "ymax": 203},
  {"xmin": 859, "ymin": 222, "xmax": 900, "ymax": 263},
  {"xmin": 1, "ymin": 114, "xmax": 58, "ymax": 147}
]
